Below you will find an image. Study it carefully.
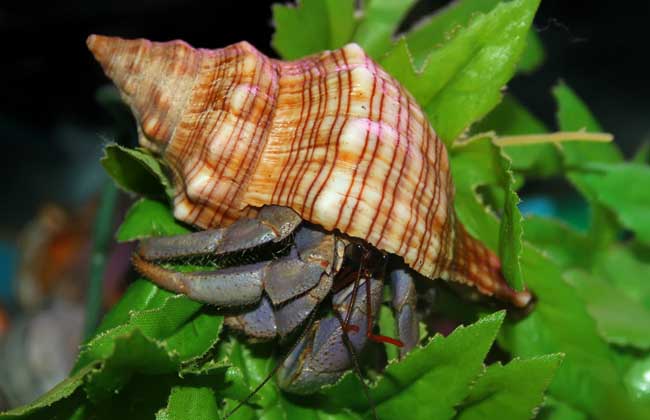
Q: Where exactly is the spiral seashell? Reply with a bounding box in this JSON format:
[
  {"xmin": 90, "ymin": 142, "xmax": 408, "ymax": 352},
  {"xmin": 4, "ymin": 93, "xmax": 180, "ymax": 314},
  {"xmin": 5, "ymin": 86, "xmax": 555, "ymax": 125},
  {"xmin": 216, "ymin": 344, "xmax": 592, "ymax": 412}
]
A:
[{"xmin": 87, "ymin": 35, "xmax": 530, "ymax": 306}]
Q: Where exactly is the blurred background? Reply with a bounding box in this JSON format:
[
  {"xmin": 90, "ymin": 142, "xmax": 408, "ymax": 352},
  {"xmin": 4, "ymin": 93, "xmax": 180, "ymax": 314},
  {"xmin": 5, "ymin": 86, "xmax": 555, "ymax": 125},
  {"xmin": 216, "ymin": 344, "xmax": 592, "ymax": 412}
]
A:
[{"xmin": 0, "ymin": 0, "xmax": 648, "ymax": 410}]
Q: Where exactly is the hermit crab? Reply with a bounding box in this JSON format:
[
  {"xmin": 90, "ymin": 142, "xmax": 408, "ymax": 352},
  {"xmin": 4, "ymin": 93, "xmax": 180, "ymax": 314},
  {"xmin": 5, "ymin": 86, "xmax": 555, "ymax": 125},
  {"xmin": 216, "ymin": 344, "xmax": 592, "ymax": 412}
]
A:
[{"xmin": 87, "ymin": 35, "xmax": 531, "ymax": 393}]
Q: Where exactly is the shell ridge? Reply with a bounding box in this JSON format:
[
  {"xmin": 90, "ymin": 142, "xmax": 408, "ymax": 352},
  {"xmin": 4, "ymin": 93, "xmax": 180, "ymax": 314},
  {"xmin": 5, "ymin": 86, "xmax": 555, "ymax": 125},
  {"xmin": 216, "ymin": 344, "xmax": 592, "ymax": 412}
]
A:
[
  {"xmin": 182, "ymin": 46, "xmax": 239, "ymax": 224},
  {"xmin": 286, "ymin": 55, "xmax": 331, "ymax": 212},
  {"xmin": 228, "ymin": 54, "xmax": 282, "ymax": 216},
  {"xmin": 161, "ymin": 47, "xmax": 204, "ymax": 157},
  {"xmin": 271, "ymin": 56, "xmax": 314, "ymax": 206},
  {"xmin": 301, "ymin": 49, "xmax": 347, "ymax": 224},
  {"xmin": 308, "ymin": 48, "xmax": 355, "ymax": 224},
  {"xmin": 171, "ymin": 47, "xmax": 229, "ymax": 206},
  {"xmin": 197, "ymin": 44, "xmax": 270, "ymax": 226},
  {"xmin": 401, "ymin": 105, "xmax": 432, "ymax": 272},
  {"xmin": 419, "ymin": 137, "xmax": 444, "ymax": 275},
  {"xmin": 285, "ymin": 58, "xmax": 320, "ymax": 210},
  {"xmin": 373, "ymin": 75, "xmax": 407, "ymax": 248},
  {"xmin": 334, "ymin": 54, "xmax": 377, "ymax": 232},
  {"xmin": 359, "ymin": 75, "xmax": 389, "ymax": 243}
]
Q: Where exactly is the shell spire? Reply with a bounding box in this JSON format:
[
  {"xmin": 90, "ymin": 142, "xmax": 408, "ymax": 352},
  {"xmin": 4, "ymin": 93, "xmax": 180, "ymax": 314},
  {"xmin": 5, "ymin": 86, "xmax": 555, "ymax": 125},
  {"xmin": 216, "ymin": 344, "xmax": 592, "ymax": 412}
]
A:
[{"xmin": 87, "ymin": 34, "xmax": 200, "ymax": 153}]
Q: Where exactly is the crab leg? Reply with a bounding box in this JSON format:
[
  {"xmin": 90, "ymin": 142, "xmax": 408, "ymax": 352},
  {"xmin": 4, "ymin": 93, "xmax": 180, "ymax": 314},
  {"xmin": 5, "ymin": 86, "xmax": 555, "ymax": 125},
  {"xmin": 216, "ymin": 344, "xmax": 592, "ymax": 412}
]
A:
[
  {"xmin": 276, "ymin": 275, "xmax": 384, "ymax": 394},
  {"xmin": 132, "ymin": 254, "xmax": 268, "ymax": 306},
  {"xmin": 136, "ymin": 206, "xmax": 301, "ymax": 261},
  {"xmin": 390, "ymin": 268, "xmax": 420, "ymax": 358},
  {"xmin": 224, "ymin": 228, "xmax": 341, "ymax": 339}
]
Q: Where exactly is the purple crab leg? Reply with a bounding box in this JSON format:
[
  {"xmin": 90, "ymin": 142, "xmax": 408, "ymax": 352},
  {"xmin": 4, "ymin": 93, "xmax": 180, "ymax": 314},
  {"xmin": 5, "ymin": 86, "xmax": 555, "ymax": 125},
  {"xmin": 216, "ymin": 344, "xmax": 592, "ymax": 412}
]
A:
[
  {"xmin": 390, "ymin": 268, "xmax": 420, "ymax": 358},
  {"xmin": 133, "ymin": 224, "xmax": 339, "ymax": 310},
  {"xmin": 136, "ymin": 205, "xmax": 301, "ymax": 260},
  {"xmin": 225, "ymin": 296, "xmax": 277, "ymax": 340},
  {"xmin": 223, "ymin": 228, "xmax": 341, "ymax": 339},
  {"xmin": 276, "ymin": 275, "xmax": 384, "ymax": 394}
]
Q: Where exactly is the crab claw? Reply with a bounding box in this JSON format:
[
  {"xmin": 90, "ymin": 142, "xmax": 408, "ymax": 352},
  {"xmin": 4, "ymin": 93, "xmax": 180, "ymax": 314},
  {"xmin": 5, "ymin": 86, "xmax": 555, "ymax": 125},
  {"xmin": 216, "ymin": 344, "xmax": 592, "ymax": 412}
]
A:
[{"xmin": 276, "ymin": 275, "xmax": 383, "ymax": 394}]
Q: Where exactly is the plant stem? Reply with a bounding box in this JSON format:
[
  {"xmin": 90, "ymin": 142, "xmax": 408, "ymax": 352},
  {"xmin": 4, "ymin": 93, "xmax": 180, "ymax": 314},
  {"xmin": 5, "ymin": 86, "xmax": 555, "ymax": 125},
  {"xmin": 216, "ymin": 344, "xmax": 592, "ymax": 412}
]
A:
[
  {"xmin": 83, "ymin": 181, "xmax": 119, "ymax": 340},
  {"xmin": 494, "ymin": 131, "xmax": 614, "ymax": 147}
]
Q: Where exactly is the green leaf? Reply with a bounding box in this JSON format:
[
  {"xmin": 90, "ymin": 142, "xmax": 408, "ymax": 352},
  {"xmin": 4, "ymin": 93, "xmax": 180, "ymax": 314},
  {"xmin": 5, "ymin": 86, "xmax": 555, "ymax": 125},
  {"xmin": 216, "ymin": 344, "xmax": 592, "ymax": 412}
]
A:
[
  {"xmin": 0, "ymin": 366, "xmax": 93, "ymax": 419},
  {"xmin": 537, "ymin": 397, "xmax": 588, "ymax": 420},
  {"xmin": 523, "ymin": 216, "xmax": 592, "ymax": 269},
  {"xmin": 518, "ymin": 30, "xmax": 545, "ymax": 73},
  {"xmin": 116, "ymin": 198, "xmax": 190, "ymax": 242},
  {"xmin": 101, "ymin": 144, "xmax": 174, "ymax": 198},
  {"xmin": 564, "ymin": 270, "xmax": 650, "ymax": 350},
  {"xmin": 623, "ymin": 356, "xmax": 650, "ymax": 405},
  {"xmin": 70, "ymin": 276, "xmax": 222, "ymax": 401},
  {"xmin": 424, "ymin": 0, "xmax": 539, "ymax": 144},
  {"xmin": 324, "ymin": 311, "xmax": 506, "ymax": 419},
  {"xmin": 218, "ymin": 338, "xmax": 360, "ymax": 420},
  {"xmin": 572, "ymin": 163, "xmax": 650, "ymax": 245},
  {"xmin": 404, "ymin": 0, "xmax": 504, "ymax": 68},
  {"xmin": 499, "ymin": 246, "xmax": 646, "ymax": 420},
  {"xmin": 272, "ymin": 0, "xmax": 356, "ymax": 60},
  {"xmin": 378, "ymin": 304, "xmax": 400, "ymax": 362},
  {"xmin": 553, "ymin": 82, "xmax": 623, "ymax": 252},
  {"xmin": 632, "ymin": 141, "xmax": 650, "ymax": 165},
  {"xmin": 593, "ymin": 246, "xmax": 650, "ymax": 310},
  {"xmin": 497, "ymin": 149, "xmax": 525, "ymax": 291},
  {"xmin": 156, "ymin": 386, "xmax": 220, "ymax": 420},
  {"xmin": 352, "ymin": 0, "xmax": 417, "ymax": 59},
  {"xmin": 553, "ymin": 83, "xmax": 622, "ymax": 167},
  {"xmin": 456, "ymin": 355, "xmax": 563, "ymax": 420},
  {"xmin": 382, "ymin": 0, "xmax": 539, "ymax": 145},
  {"xmin": 450, "ymin": 137, "xmax": 524, "ymax": 290}
]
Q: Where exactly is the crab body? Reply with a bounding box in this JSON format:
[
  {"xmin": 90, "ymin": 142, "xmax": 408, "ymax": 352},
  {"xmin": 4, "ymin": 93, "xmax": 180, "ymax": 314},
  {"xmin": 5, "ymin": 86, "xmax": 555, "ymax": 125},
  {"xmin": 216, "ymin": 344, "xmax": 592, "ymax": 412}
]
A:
[{"xmin": 88, "ymin": 35, "xmax": 531, "ymax": 393}]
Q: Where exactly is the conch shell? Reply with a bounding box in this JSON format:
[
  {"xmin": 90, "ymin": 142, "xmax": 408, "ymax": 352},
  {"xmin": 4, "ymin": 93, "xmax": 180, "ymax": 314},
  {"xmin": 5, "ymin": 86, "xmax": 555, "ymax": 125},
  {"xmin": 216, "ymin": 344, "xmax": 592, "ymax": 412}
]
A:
[{"xmin": 87, "ymin": 35, "xmax": 530, "ymax": 307}]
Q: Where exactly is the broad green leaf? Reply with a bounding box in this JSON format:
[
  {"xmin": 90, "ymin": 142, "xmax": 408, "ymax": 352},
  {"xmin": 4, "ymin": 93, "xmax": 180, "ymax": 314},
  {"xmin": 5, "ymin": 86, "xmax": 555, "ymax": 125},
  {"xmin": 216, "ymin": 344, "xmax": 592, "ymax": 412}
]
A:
[
  {"xmin": 272, "ymin": 0, "xmax": 355, "ymax": 60},
  {"xmin": 71, "ymin": 278, "xmax": 222, "ymax": 401},
  {"xmin": 564, "ymin": 270, "xmax": 650, "ymax": 349},
  {"xmin": 497, "ymin": 149, "xmax": 525, "ymax": 291},
  {"xmin": 594, "ymin": 246, "xmax": 650, "ymax": 309},
  {"xmin": 353, "ymin": 0, "xmax": 417, "ymax": 59},
  {"xmin": 537, "ymin": 397, "xmax": 588, "ymax": 420},
  {"xmin": 94, "ymin": 279, "xmax": 176, "ymax": 334},
  {"xmin": 456, "ymin": 355, "xmax": 563, "ymax": 420},
  {"xmin": 82, "ymin": 329, "xmax": 180, "ymax": 401},
  {"xmin": 324, "ymin": 312, "xmax": 506, "ymax": 419},
  {"xmin": 381, "ymin": 0, "xmax": 540, "ymax": 145},
  {"xmin": 499, "ymin": 246, "xmax": 646, "ymax": 420},
  {"xmin": 523, "ymin": 216, "xmax": 592, "ymax": 269},
  {"xmin": 554, "ymin": 82, "xmax": 622, "ymax": 252},
  {"xmin": 101, "ymin": 144, "xmax": 174, "ymax": 198},
  {"xmin": 218, "ymin": 338, "xmax": 359, "ymax": 420},
  {"xmin": 420, "ymin": 0, "xmax": 540, "ymax": 144},
  {"xmin": 473, "ymin": 95, "xmax": 561, "ymax": 177},
  {"xmin": 553, "ymin": 83, "xmax": 622, "ymax": 167},
  {"xmin": 573, "ymin": 163, "xmax": 650, "ymax": 245},
  {"xmin": 404, "ymin": 0, "xmax": 504, "ymax": 68},
  {"xmin": 450, "ymin": 137, "xmax": 524, "ymax": 290},
  {"xmin": 156, "ymin": 386, "xmax": 220, "ymax": 420},
  {"xmin": 632, "ymin": 141, "xmax": 650, "ymax": 165},
  {"xmin": 623, "ymin": 356, "xmax": 650, "ymax": 404},
  {"xmin": 0, "ymin": 366, "xmax": 93, "ymax": 419},
  {"xmin": 378, "ymin": 304, "xmax": 400, "ymax": 362},
  {"xmin": 370, "ymin": 311, "xmax": 505, "ymax": 419},
  {"xmin": 451, "ymin": 140, "xmax": 642, "ymax": 419},
  {"xmin": 518, "ymin": 31, "xmax": 545, "ymax": 73},
  {"xmin": 116, "ymin": 198, "xmax": 190, "ymax": 242}
]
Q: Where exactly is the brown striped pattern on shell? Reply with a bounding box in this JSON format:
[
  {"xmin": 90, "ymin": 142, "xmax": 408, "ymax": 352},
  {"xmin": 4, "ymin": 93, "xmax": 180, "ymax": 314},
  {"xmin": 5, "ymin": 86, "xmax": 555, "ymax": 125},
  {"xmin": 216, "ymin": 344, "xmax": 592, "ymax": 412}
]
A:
[{"xmin": 87, "ymin": 35, "xmax": 530, "ymax": 307}]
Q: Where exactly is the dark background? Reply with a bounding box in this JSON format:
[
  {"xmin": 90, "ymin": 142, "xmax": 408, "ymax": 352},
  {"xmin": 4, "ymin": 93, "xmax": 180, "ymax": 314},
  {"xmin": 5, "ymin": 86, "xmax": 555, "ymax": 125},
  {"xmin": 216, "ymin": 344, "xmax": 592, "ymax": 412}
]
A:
[{"xmin": 1, "ymin": 0, "xmax": 648, "ymax": 233}]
